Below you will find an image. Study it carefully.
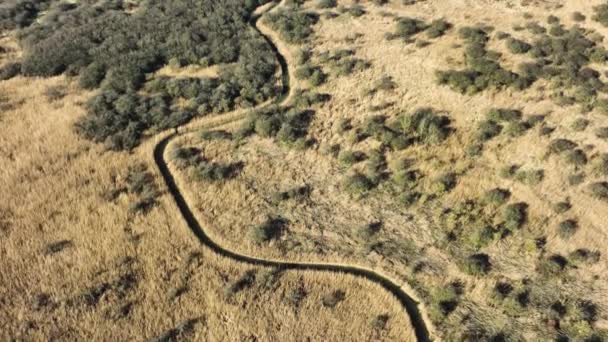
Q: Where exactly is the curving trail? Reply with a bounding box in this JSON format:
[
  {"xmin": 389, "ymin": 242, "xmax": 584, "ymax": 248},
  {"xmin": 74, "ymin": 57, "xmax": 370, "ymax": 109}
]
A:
[{"xmin": 152, "ymin": 1, "xmax": 430, "ymax": 341}]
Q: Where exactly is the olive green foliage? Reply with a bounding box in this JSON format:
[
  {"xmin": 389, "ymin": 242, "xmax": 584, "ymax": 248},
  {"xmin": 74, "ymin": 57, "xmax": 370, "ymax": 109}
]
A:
[
  {"xmin": 548, "ymin": 139, "xmax": 578, "ymax": 154},
  {"xmin": 318, "ymin": 49, "xmax": 371, "ymax": 77},
  {"xmin": 483, "ymin": 188, "xmax": 511, "ymax": 205},
  {"xmin": 316, "ymin": 0, "xmax": 336, "ymax": 9},
  {"xmin": 200, "ymin": 130, "xmax": 232, "ymax": 141},
  {"xmin": 514, "ymin": 169, "xmax": 544, "ymax": 186},
  {"xmin": 170, "ymin": 146, "xmax": 241, "ymax": 181},
  {"xmin": 271, "ymin": 185, "xmax": 310, "ymax": 203},
  {"xmin": 589, "ymin": 182, "xmax": 608, "ymax": 200},
  {"xmin": 428, "ymin": 282, "xmax": 462, "ymax": 322},
  {"xmin": 432, "ymin": 173, "xmax": 457, "ymax": 194},
  {"xmin": 0, "ymin": 0, "xmax": 50, "ymax": 30},
  {"xmin": 250, "ymin": 217, "xmax": 287, "ymax": 244},
  {"xmin": 295, "ymin": 63, "xmax": 326, "ymax": 86},
  {"xmin": 239, "ymin": 105, "xmax": 313, "ymax": 148},
  {"xmin": 593, "ymin": 4, "xmax": 608, "ymax": 27},
  {"xmin": 558, "ymin": 219, "xmax": 578, "ymax": 239},
  {"xmin": 506, "ymin": 38, "xmax": 532, "ymax": 54},
  {"xmin": 0, "ymin": 62, "xmax": 21, "ymax": 81},
  {"xmin": 463, "ymin": 253, "xmax": 492, "ymax": 275},
  {"xmin": 343, "ymin": 173, "xmax": 376, "ymax": 196},
  {"xmin": 13, "ymin": 0, "xmax": 279, "ymax": 150},
  {"xmin": 436, "ymin": 26, "xmax": 530, "ymax": 94},
  {"xmin": 503, "ymin": 202, "xmax": 528, "ymax": 230},
  {"xmin": 265, "ymin": 8, "xmax": 319, "ymax": 44},
  {"xmin": 126, "ymin": 164, "xmax": 160, "ymax": 213},
  {"xmin": 398, "ymin": 108, "xmax": 452, "ymax": 144},
  {"xmin": 387, "ymin": 16, "xmax": 451, "ymax": 41},
  {"xmin": 538, "ymin": 254, "xmax": 568, "ymax": 276},
  {"xmin": 321, "ymin": 290, "xmax": 346, "ymax": 308}
]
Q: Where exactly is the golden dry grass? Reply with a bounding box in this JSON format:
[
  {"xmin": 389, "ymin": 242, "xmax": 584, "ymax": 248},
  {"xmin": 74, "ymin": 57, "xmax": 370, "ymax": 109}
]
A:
[
  {"xmin": 0, "ymin": 75, "xmax": 415, "ymax": 340},
  {"xmin": 168, "ymin": 0, "xmax": 608, "ymax": 339}
]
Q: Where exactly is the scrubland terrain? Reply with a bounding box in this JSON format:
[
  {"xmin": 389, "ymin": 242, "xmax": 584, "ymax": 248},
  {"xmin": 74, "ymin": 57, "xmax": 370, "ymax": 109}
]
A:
[{"xmin": 3, "ymin": 0, "xmax": 608, "ymax": 341}]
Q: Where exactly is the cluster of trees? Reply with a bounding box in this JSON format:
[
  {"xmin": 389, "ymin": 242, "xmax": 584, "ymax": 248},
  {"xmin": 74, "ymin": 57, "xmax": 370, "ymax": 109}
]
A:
[
  {"xmin": 5, "ymin": 0, "xmax": 279, "ymax": 149},
  {"xmin": 436, "ymin": 26, "xmax": 532, "ymax": 94},
  {"xmin": 385, "ymin": 16, "xmax": 451, "ymax": 41},
  {"xmin": 0, "ymin": 0, "xmax": 50, "ymax": 30},
  {"xmin": 264, "ymin": 7, "xmax": 318, "ymax": 44}
]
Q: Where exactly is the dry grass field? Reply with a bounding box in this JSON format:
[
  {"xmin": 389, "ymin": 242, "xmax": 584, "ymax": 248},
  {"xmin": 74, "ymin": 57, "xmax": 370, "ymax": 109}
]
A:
[
  {"xmin": 4, "ymin": 0, "xmax": 608, "ymax": 340},
  {"xmin": 166, "ymin": 0, "xmax": 608, "ymax": 340},
  {"xmin": 0, "ymin": 76, "xmax": 415, "ymax": 340}
]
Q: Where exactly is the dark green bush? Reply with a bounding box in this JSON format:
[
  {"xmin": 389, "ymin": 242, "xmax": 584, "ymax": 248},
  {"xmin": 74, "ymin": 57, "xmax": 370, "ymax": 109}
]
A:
[
  {"xmin": 0, "ymin": 0, "xmax": 50, "ymax": 30},
  {"xmin": 553, "ymin": 201, "xmax": 571, "ymax": 214},
  {"xmin": 569, "ymin": 249, "xmax": 600, "ymax": 264},
  {"xmin": 565, "ymin": 149, "xmax": 588, "ymax": 166},
  {"xmin": 427, "ymin": 19, "xmax": 451, "ymax": 38},
  {"xmin": 338, "ymin": 150, "xmax": 367, "ymax": 166},
  {"xmin": 195, "ymin": 161, "xmax": 241, "ymax": 182},
  {"xmin": 463, "ymin": 253, "xmax": 492, "ymax": 275},
  {"xmin": 558, "ymin": 219, "xmax": 578, "ymax": 239},
  {"xmin": 250, "ymin": 217, "xmax": 287, "ymax": 244},
  {"xmin": 548, "ymin": 139, "xmax": 577, "ymax": 154},
  {"xmin": 322, "ymin": 290, "xmax": 346, "ymax": 308},
  {"xmin": 0, "ymin": 62, "xmax": 21, "ymax": 81},
  {"xmin": 538, "ymin": 254, "xmax": 568, "ymax": 276},
  {"xmin": 200, "ymin": 130, "xmax": 232, "ymax": 141},
  {"xmin": 126, "ymin": 164, "xmax": 159, "ymax": 214},
  {"xmin": 572, "ymin": 12, "xmax": 586, "ymax": 22},
  {"xmin": 589, "ymin": 182, "xmax": 608, "ymax": 201},
  {"xmin": 593, "ymin": 4, "xmax": 608, "ymax": 27},
  {"xmin": 571, "ymin": 118, "xmax": 589, "ymax": 131},
  {"xmin": 432, "ymin": 173, "xmax": 457, "ymax": 194},
  {"xmin": 343, "ymin": 173, "xmax": 375, "ymax": 196},
  {"xmin": 265, "ymin": 9, "xmax": 319, "ymax": 44},
  {"xmin": 317, "ymin": 0, "xmax": 336, "ymax": 9},
  {"xmin": 483, "ymin": 188, "xmax": 511, "ymax": 205},
  {"xmin": 477, "ymin": 120, "xmax": 502, "ymax": 141},
  {"xmin": 503, "ymin": 202, "xmax": 528, "ymax": 230},
  {"xmin": 507, "ymin": 38, "xmax": 532, "ymax": 54},
  {"xmin": 391, "ymin": 17, "xmax": 427, "ymax": 39},
  {"xmin": 13, "ymin": 0, "xmax": 279, "ymax": 150},
  {"xmin": 398, "ymin": 108, "xmax": 452, "ymax": 144},
  {"xmin": 487, "ymin": 108, "xmax": 523, "ymax": 122},
  {"xmin": 595, "ymin": 127, "xmax": 608, "ymax": 139},
  {"xmin": 514, "ymin": 169, "xmax": 544, "ymax": 186}
]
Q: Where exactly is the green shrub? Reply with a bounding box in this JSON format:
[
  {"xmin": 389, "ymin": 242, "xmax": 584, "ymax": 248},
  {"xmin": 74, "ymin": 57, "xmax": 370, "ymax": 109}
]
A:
[
  {"xmin": 589, "ymin": 182, "xmax": 608, "ymax": 201},
  {"xmin": 553, "ymin": 201, "xmax": 572, "ymax": 214},
  {"xmin": 538, "ymin": 254, "xmax": 568, "ymax": 276},
  {"xmin": 224, "ymin": 270, "xmax": 256, "ymax": 297},
  {"xmin": 558, "ymin": 219, "xmax": 578, "ymax": 239},
  {"xmin": 515, "ymin": 169, "xmax": 544, "ymax": 186},
  {"xmin": 483, "ymin": 188, "xmax": 511, "ymax": 205},
  {"xmin": 322, "ymin": 290, "xmax": 346, "ymax": 308},
  {"xmin": 595, "ymin": 127, "xmax": 608, "ymax": 139},
  {"xmin": 344, "ymin": 173, "xmax": 375, "ymax": 196},
  {"xmin": 487, "ymin": 108, "xmax": 523, "ymax": 122},
  {"xmin": 0, "ymin": 62, "xmax": 21, "ymax": 81},
  {"xmin": 477, "ymin": 120, "xmax": 502, "ymax": 141},
  {"xmin": 194, "ymin": 162, "xmax": 241, "ymax": 182},
  {"xmin": 126, "ymin": 164, "xmax": 159, "ymax": 214},
  {"xmin": 394, "ymin": 17, "xmax": 427, "ymax": 39},
  {"xmin": 463, "ymin": 253, "xmax": 492, "ymax": 275},
  {"xmin": 200, "ymin": 130, "xmax": 232, "ymax": 141},
  {"xmin": 571, "ymin": 118, "xmax": 589, "ymax": 132},
  {"xmin": 503, "ymin": 202, "xmax": 528, "ymax": 230},
  {"xmin": 593, "ymin": 4, "xmax": 608, "ymax": 27},
  {"xmin": 399, "ymin": 108, "xmax": 452, "ymax": 144},
  {"xmin": 265, "ymin": 9, "xmax": 319, "ymax": 44},
  {"xmin": 565, "ymin": 149, "xmax": 588, "ymax": 166},
  {"xmin": 317, "ymin": 0, "xmax": 336, "ymax": 9},
  {"xmin": 569, "ymin": 249, "xmax": 600, "ymax": 264},
  {"xmin": 371, "ymin": 314, "xmax": 390, "ymax": 330},
  {"xmin": 548, "ymin": 139, "xmax": 577, "ymax": 154},
  {"xmin": 428, "ymin": 283, "xmax": 461, "ymax": 320},
  {"xmin": 338, "ymin": 150, "xmax": 367, "ymax": 166},
  {"xmin": 547, "ymin": 15, "xmax": 560, "ymax": 24},
  {"xmin": 505, "ymin": 121, "xmax": 530, "ymax": 137},
  {"xmin": 507, "ymin": 38, "xmax": 532, "ymax": 54},
  {"xmin": 357, "ymin": 221, "xmax": 382, "ymax": 241},
  {"xmin": 595, "ymin": 153, "xmax": 608, "ymax": 176},
  {"xmin": 426, "ymin": 19, "xmax": 451, "ymax": 38},
  {"xmin": 432, "ymin": 173, "xmax": 457, "ymax": 194},
  {"xmin": 526, "ymin": 22, "xmax": 546, "ymax": 35},
  {"xmin": 250, "ymin": 217, "xmax": 286, "ymax": 244},
  {"xmin": 572, "ymin": 12, "xmax": 586, "ymax": 22}
]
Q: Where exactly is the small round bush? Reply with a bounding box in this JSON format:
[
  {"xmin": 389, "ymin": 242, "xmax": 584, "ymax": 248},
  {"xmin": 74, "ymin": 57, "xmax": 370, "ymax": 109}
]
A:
[
  {"xmin": 503, "ymin": 202, "xmax": 528, "ymax": 230},
  {"xmin": 507, "ymin": 38, "xmax": 532, "ymax": 54},
  {"xmin": 464, "ymin": 253, "xmax": 492, "ymax": 275},
  {"xmin": 483, "ymin": 188, "xmax": 511, "ymax": 205},
  {"xmin": 558, "ymin": 219, "xmax": 578, "ymax": 239},
  {"xmin": 589, "ymin": 182, "xmax": 608, "ymax": 200},
  {"xmin": 317, "ymin": 0, "xmax": 336, "ymax": 9},
  {"xmin": 553, "ymin": 201, "xmax": 571, "ymax": 214}
]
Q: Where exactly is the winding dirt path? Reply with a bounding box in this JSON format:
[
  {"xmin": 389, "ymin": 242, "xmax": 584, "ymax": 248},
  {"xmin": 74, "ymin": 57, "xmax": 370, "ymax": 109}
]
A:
[{"xmin": 152, "ymin": 2, "xmax": 431, "ymax": 341}]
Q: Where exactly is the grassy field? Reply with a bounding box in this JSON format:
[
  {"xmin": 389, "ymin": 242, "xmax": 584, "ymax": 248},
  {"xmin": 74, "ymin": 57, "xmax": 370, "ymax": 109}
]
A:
[
  {"xmin": 0, "ymin": 75, "xmax": 415, "ymax": 340},
  {"xmin": 169, "ymin": 0, "xmax": 608, "ymax": 340},
  {"xmin": 3, "ymin": 0, "xmax": 608, "ymax": 340}
]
